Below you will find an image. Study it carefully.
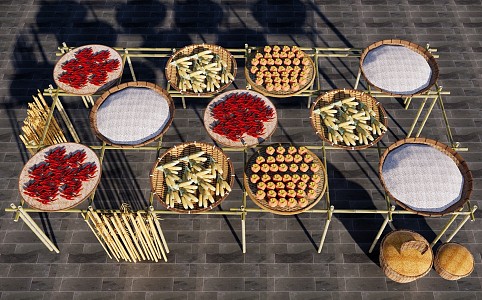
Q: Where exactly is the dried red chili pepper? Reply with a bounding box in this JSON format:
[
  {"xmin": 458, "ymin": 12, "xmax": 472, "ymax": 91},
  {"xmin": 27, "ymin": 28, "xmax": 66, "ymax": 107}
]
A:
[
  {"xmin": 211, "ymin": 93, "xmax": 274, "ymax": 141},
  {"xmin": 57, "ymin": 47, "xmax": 120, "ymax": 89},
  {"xmin": 23, "ymin": 147, "xmax": 98, "ymax": 204}
]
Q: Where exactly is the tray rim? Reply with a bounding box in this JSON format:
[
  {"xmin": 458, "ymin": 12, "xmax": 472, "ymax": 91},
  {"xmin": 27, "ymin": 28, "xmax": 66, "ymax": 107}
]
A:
[
  {"xmin": 89, "ymin": 81, "xmax": 175, "ymax": 148},
  {"xmin": 309, "ymin": 89, "xmax": 388, "ymax": 150},
  {"xmin": 378, "ymin": 137, "xmax": 473, "ymax": 217},
  {"xmin": 53, "ymin": 44, "xmax": 123, "ymax": 96},
  {"xmin": 244, "ymin": 46, "xmax": 316, "ymax": 98},
  {"xmin": 18, "ymin": 142, "xmax": 102, "ymax": 212},
  {"xmin": 244, "ymin": 143, "xmax": 328, "ymax": 215},
  {"xmin": 165, "ymin": 44, "xmax": 237, "ymax": 96},
  {"xmin": 359, "ymin": 39, "xmax": 440, "ymax": 97},
  {"xmin": 203, "ymin": 89, "xmax": 278, "ymax": 148},
  {"xmin": 149, "ymin": 141, "xmax": 235, "ymax": 214}
]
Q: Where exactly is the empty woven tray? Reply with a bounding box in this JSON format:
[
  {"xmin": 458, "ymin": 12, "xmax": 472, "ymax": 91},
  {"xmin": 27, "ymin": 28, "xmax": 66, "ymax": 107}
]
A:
[
  {"xmin": 18, "ymin": 143, "xmax": 102, "ymax": 211},
  {"xmin": 165, "ymin": 44, "xmax": 237, "ymax": 96},
  {"xmin": 90, "ymin": 81, "xmax": 174, "ymax": 147},
  {"xmin": 310, "ymin": 89, "xmax": 388, "ymax": 150},
  {"xmin": 204, "ymin": 89, "xmax": 278, "ymax": 148},
  {"xmin": 150, "ymin": 142, "xmax": 234, "ymax": 213},
  {"xmin": 379, "ymin": 138, "xmax": 473, "ymax": 217},
  {"xmin": 53, "ymin": 44, "xmax": 123, "ymax": 95},
  {"xmin": 360, "ymin": 39, "xmax": 439, "ymax": 97}
]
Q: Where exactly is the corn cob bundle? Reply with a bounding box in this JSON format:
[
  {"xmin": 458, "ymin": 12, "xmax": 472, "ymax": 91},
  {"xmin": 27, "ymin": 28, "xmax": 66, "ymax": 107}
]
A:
[
  {"xmin": 313, "ymin": 96, "xmax": 387, "ymax": 146},
  {"xmin": 155, "ymin": 151, "xmax": 231, "ymax": 210},
  {"xmin": 20, "ymin": 91, "xmax": 67, "ymax": 154},
  {"xmin": 170, "ymin": 48, "xmax": 235, "ymax": 94}
]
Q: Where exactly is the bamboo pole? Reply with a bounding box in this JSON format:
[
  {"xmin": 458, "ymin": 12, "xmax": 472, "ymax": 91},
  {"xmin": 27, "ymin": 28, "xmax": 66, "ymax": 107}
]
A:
[
  {"xmin": 82, "ymin": 212, "xmax": 113, "ymax": 259},
  {"xmin": 149, "ymin": 208, "xmax": 169, "ymax": 253},
  {"xmin": 121, "ymin": 213, "xmax": 146, "ymax": 260},
  {"xmin": 135, "ymin": 213, "xmax": 159, "ymax": 261},
  {"xmin": 146, "ymin": 213, "xmax": 167, "ymax": 262},
  {"xmin": 129, "ymin": 213, "xmax": 155, "ymax": 261},
  {"xmin": 110, "ymin": 214, "xmax": 138, "ymax": 262},
  {"xmin": 369, "ymin": 205, "xmax": 395, "ymax": 253},
  {"xmin": 102, "ymin": 214, "xmax": 130, "ymax": 261},
  {"xmin": 11, "ymin": 204, "xmax": 60, "ymax": 253},
  {"xmin": 88, "ymin": 209, "xmax": 121, "ymax": 261},
  {"xmin": 318, "ymin": 205, "xmax": 334, "ymax": 253}
]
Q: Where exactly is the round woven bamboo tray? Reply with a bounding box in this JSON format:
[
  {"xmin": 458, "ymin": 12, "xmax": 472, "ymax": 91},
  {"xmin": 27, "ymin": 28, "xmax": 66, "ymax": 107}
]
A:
[
  {"xmin": 90, "ymin": 81, "xmax": 175, "ymax": 148},
  {"xmin": 380, "ymin": 230, "xmax": 433, "ymax": 283},
  {"xmin": 434, "ymin": 243, "xmax": 474, "ymax": 280},
  {"xmin": 245, "ymin": 46, "xmax": 316, "ymax": 98},
  {"xmin": 165, "ymin": 44, "xmax": 237, "ymax": 96},
  {"xmin": 53, "ymin": 44, "xmax": 123, "ymax": 96},
  {"xmin": 18, "ymin": 143, "xmax": 102, "ymax": 212},
  {"xmin": 360, "ymin": 39, "xmax": 439, "ymax": 97},
  {"xmin": 204, "ymin": 89, "xmax": 278, "ymax": 148},
  {"xmin": 244, "ymin": 144, "xmax": 327, "ymax": 215},
  {"xmin": 379, "ymin": 137, "xmax": 473, "ymax": 217},
  {"xmin": 150, "ymin": 142, "xmax": 234, "ymax": 213},
  {"xmin": 310, "ymin": 89, "xmax": 388, "ymax": 150}
]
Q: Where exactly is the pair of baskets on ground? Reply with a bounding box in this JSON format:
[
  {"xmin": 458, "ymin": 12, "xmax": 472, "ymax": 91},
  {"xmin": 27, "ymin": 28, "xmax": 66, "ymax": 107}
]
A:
[{"xmin": 380, "ymin": 230, "xmax": 474, "ymax": 283}]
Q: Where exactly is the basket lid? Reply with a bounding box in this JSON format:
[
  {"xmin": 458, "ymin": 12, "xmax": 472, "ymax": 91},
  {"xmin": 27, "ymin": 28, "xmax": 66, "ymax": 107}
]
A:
[
  {"xmin": 436, "ymin": 243, "xmax": 474, "ymax": 277},
  {"xmin": 381, "ymin": 230, "xmax": 433, "ymax": 277}
]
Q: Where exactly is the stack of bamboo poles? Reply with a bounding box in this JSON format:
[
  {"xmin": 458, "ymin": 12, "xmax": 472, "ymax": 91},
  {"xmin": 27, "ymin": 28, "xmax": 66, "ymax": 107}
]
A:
[
  {"xmin": 20, "ymin": 91, "xmax": 67, "ymax": 154},
  {"xmin": 83, "ymin": 205, "xmax": 169, "ymax": 262}
]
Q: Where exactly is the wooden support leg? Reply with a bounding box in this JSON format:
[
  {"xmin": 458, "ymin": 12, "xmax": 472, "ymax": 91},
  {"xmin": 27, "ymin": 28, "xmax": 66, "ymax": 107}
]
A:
[
  {"xmin": 318, "ymin": 205, "xmax": 334, "ymax": 253},
  {"xmin": 369, "ymin": 206, "xmax": 395, "ymax": 253},
  {"xmin": 406, "ymin": 95, "xmax": 428, "ymax": 138}
]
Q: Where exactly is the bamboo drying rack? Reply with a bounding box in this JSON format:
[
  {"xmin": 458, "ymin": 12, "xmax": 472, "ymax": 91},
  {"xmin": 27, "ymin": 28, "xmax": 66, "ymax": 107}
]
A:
[{"xmin": 4, "ymin": 43, "xmax": 476, "ymax": 258}]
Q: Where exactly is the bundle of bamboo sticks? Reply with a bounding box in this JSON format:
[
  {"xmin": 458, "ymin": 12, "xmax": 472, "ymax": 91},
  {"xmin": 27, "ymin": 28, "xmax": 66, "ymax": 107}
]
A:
[
  {"xmin": 20, "ymin": 91, "xmax": 67, "ymax": 154},
  {"xmin": 83, "ymin": 205, "xmax": 169, "ymax": 262}
]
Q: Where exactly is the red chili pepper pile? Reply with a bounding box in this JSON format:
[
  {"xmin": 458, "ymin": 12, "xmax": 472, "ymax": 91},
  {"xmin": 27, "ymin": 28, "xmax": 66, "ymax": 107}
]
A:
[
  {"xmin": 23, "ymin": 146, "xmax": 98, "ymax": 204},
  {"xmin": 58, "ymin": 47, "xmax": 120, "ymax": 89},
  {"xmin": 211, "ymin": 93, "xmax": 274, "ymax": 141}
]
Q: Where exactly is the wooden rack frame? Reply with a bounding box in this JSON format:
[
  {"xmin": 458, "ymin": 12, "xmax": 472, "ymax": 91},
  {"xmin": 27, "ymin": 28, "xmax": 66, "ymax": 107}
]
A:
[{"xmin": 5, "ymin": 43, "xmax": 476, "ymax": 258}]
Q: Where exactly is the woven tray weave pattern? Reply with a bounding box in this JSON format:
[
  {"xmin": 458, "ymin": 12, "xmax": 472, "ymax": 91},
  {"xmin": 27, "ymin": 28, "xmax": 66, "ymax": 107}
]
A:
[
  {"xmin": 53, "ymin": 44, "xmax": 123, "ymax": 95},
  {"xmin": 310, "ymin": 89, "xmax": 388, "ymax": 150},
  {"xmin": 244, "ymin": 144, "xmax": 327, "ymax": 215},
  {"xmin": 150, "ymin": 142, "xmax": 234, "ymax": 213},
  {"xmin": 90, "ymin": 81, "xmax": 174, "ymax": 148},
  {"xmin": 379, "ymin": 138, "xmax": 473, "ymax": 217},
  {"xmin": 245, "ymin": 46, "xmax": 316, "ymax": 98},
  {"xmin": 360, "ymin": 39, "xmax": 439, "ymax": 97},
  {"xmin": 380, "ymin": 230, "xmax": 433, "ymax": 283},
  {"xmin": 18, "ymin": 143, "xmax": 101, "ymax": 211},
  {"xmin": 204, "ymin": 90, "xmax": 278, "ymax": 148},
  {"xmin": 165, "ymin": 44, "xmax": 237, "ymax": 96}
]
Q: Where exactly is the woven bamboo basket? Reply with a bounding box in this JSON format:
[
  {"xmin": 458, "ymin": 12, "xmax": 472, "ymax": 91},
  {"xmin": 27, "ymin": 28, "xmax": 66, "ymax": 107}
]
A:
[
  {"xmin": 90, "ymin": 81, "xmax": 175, "ymax": 148},
  {"xmin": 310, "ymin": 89, "xmax": 388, "ymax": 150},
  {"xmin": 245, "ymin": 46, "xmax": 316, "ymax": 98},
  {"xmin": 360, "ymin": 39, "xmax": 439, "ymax": 97},
  {"xmin": 53, "ymin": 44, "xmax": 123, "ymax": 96},
  {"xmin": 204, "ymin": 89, "xmax": 278, "ymax": 148},
  {"xmin": 150, "ymin": 142, "xmax": 234, "ymax": 213},
  {"xmin": 380, "ymin": 230, "xmax": 433, "ymax": 283},
  {"xmin": 244, "ymin": 144, "xmax": 327, "ymax": 215},
  {"xmin": 434, "ymin": 243, "xmax": 474, "ymax": 280},
  {"xmin": 18, "ymin": 143, "xmax": 102, "ymax": 212},
  {"xmin": 379, "ymin": 137, "xmax": 473, "ymax": 217},
  {"xmin": 165, "ymin": 44, "xmax": 237, "ymax": 96}
]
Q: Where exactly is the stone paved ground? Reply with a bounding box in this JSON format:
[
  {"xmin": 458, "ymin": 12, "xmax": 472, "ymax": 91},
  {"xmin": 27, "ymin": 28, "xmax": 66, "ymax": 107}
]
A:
[{"xmin": 0, "ymin": 0, "xmax": 481, "ymax": 299}]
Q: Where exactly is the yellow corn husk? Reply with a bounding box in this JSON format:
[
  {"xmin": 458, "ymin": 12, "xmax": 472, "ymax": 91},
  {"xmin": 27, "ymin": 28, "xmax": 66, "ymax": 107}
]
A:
[{"xmin": 222, "ymin": 180, "xmax": 231, "ymax": 192}]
